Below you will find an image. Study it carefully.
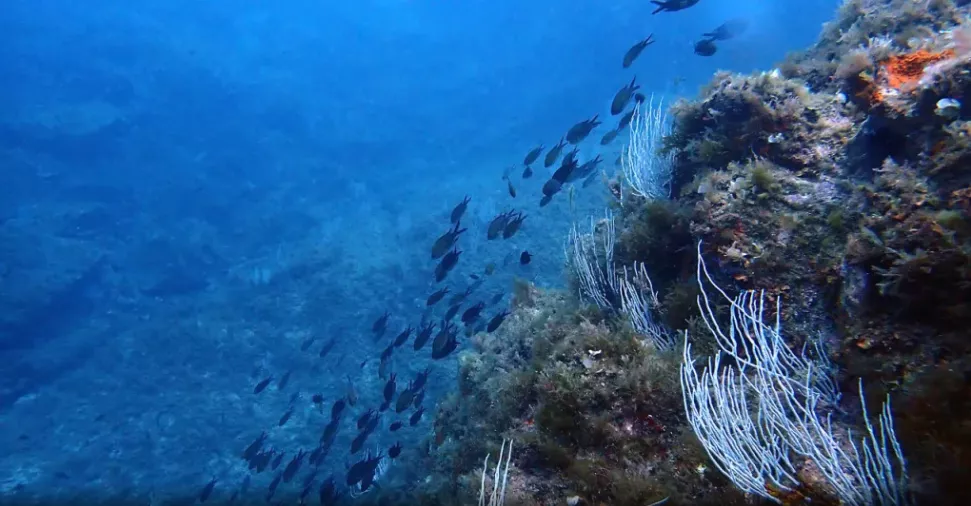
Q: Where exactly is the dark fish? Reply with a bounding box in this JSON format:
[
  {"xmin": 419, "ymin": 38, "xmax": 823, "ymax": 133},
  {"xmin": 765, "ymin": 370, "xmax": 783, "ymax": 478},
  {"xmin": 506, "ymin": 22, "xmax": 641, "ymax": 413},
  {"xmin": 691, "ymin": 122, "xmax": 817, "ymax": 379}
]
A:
[
  {"xmin": 330, "ymin": 398, "xmax": 345, "ymax": 420},
  {"xmin": 522, "ymin": 165, "xmax": 533, "ymax": 178},
  {"xmin": 502, "ymin": 212, "xmax": 527, "ymax": 239},
  {"xmin": 618, "ymin": 107, "xmax": 636, "ymax": 130},
  {"xmin": 390, "ymin": 421, "xmax": 403, "ymax": 432},
  {"xmin": 346, "ymin": 451, "xmax": 383, "ymax": 489},
  {"xmin": 541, "ymin": 179, "xmax": 561, "ymax": 197},
  {"xmin": 199, "ymin": 478, "xmax": 217, "ymax": 503},
  {"xmin": 320, "ymin": 477, "xmax": 343, "ymax": 506},
  {"xmin": 552, "ymin": 147, "xmax": 580, "ymax": 182},
  {"xmin": 507, "ymin": 180, "xmax": 516, "ymax": 198},
  {"xmin": 426, "ymin": 288, "xmax": 449, "ymax": 306},
  {"xmin": 435, "ymin": 248, "xmax": 462, "ymax": 282},
  {"xmin": 254, "ymin": 376, "xmax": 273, "ymax": 394},
  {"xmin": 450, "ymin": 195, "xmax": 471, "ymax": 224},
  {"xmin": 351, "ymin": 430, "xmax": 370, "ymax": 454},
  {"xmin": 487, "ymin": 211, "xmax": 514, "ymax": 240},
  {"xmin": 243, "ymin": 432, "xmax": 267, "ymax": 461},
  {"xmin": 448, "ymin": 287, "xmax": 473, "ymax": 306},
  {"xmin": 523, "ymin": 145, "xmax": 544, "ymax": 166},
  {"xmin": 694, "ymin": 38, "xmax": 717, "ymax": 56},
  {"xmin": 600, "ymin": 129, "xmax": 619, "ymax": 145},
  {"xmin": 703, "ymin": 18, "xmax": 749, "ymax": 40},
  {"xmin": 444, "ymin": 304, "xmax": 461, "ymax": 321},
  {"xmin": 431, "ymin": 332, "xmax": 458, "ymax": 359},
  {"xmin": 461, "ymin": 302, "xmax": 486, "ymax": 325},
  {"xmin": 277, "ymin": 370, "xmax": 292, "ymax": 390},
  {"xmin": 622, "ymin": 34, "xmax": 655, "ymax": 68},
  {"xmin": 544, "ymin": 138, "xmax": 566, "ymax": 167},
  {"xmin": 300, "ymin": 337, "xmax": 315, "ymax": 352},
  {"xmin": 384, "ymin": 374, "xmax": 397, "ymax": 403},
  {"xmin": 282, "ymin": 450, "xmax": 306, "ymax": 483},
  {"xmin": 308, "ymin": 445, "xmax": 325, "ymax": 466},
  {"xmin": 267, "ymin": 473, "xmax": 282, "ymax": 501},
  {"xmin": 566, "ymin": 115, "xmax": 601, "ymax": 144},
  {"xmin": 389, "ymin": 442, "xmax": 403, "ymax": 459},
  {"xmin": 486, "ymin": 311, "xmax": 510, "ymax": 333},
  {"xmin": 372, "ymin": 311, "xmax": 390, "ymax": 338},
  {"xmin": 582, "ymin": 170, "xmax": 601, "ymax": 188},
  {"xmin": 271, "ymin": 452, "xmax": 285, "ymax": 470},
  {"xmin": 414, "ymin": 321, "xmax": 436, "ymax": 350},
  {"xmin": 278, "ymin": 408, "xmax": 294, "ymax": 427},
  {"xmin": 567, "ymin": 155, "xmax": 602, "ymax": 183},
  {"xmin": 651, "ymin": 0, "xmax": 701, "ymax": 14},
  {"xmin": 395, "ymin": 384, "xmax": 416, "ymax": 413},
  {"xmin": 320, "ymin": 419, "xmax": 339, "ymax": 447},
  {"xmin": 634, "ymin": 93, "xmax": 646, "ymax": 104},
  {"xmin": 318, "ymin": 337, "xmax": 337, "ymax": 358},
  {"xmin": 410, "ymin": 406, "xmax": 425, "ymax": 426},
  {"xmin": 358, "ymin": 409, "xmax": 375, "ymax": 430},
  {"xmin": 489, "ymin": 292, "xmax": 505, "ymax": 306},
  {"xmin": 611, "ymin": 77, "xmax": 641, "ymax": 115},
  {"xmin": 413, "ymin": 367, "xmax": 431, "ymax": 391},
  {"xmin": 393, "ymin": 327, "xmax": 412, "ymax": 347},
  {"xmin": 414, "ymin": 389, "xmax": 425, "ymax": 407},
  {"xmin": 431, "ymin": 221, "xmax": 467, "ymax": 259}
]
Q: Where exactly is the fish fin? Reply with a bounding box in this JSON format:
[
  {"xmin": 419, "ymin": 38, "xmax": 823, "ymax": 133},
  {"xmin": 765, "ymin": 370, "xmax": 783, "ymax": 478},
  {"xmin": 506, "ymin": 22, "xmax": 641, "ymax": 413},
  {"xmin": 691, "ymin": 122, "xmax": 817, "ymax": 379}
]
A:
[{"xmin": 650, "ymin": 1, "xmax": 667, "ymax": 14}]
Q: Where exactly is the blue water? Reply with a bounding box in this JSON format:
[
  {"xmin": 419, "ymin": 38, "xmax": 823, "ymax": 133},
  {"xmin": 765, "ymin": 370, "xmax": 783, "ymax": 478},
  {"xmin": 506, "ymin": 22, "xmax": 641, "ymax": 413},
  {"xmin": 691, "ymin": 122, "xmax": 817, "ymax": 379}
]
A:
[{"xmin": 0, "ymin": 0, "xmax": 837, "ymax": 501}]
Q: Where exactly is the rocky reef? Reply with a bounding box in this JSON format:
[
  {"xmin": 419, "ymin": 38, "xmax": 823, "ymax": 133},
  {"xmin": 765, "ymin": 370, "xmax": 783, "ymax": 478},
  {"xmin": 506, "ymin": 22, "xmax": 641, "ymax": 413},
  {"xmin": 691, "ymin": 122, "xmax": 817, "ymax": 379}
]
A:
[{"xmin": 370, "ymin": 1, "xmax": 971, "ymax": 504}]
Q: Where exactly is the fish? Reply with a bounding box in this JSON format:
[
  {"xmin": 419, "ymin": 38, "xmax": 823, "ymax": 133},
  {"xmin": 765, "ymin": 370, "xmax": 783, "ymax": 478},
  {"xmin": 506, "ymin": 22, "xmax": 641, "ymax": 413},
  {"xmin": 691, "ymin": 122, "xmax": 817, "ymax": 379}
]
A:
[
  {"xmin": 330, "ymin": 398, "xmax": 345, "ymax": 420},
  {"xmin": 487, "ymin": 211, "xmax": 514, "ymax": 240},
  {"xmin": 395, "ymin": 384, "xmax": 416, "ymax": 413},
  {"xmin": 277, "ymin": 370, "xmax": 292, "ymax": 390},
  {"xmin": 320, "ymin": 419, "xmax": 339, "ymax": 447},
  {"xmin": 346, "ymin": 451, "xmax": 384, "ymax": 490},
  {"xmin": 300, "ymin": 337, "xmax": 315, "ymax": 352},
  {"xmin": 582, "ymin": 169, "xmax": 601, "ymax": 188},
  {"xmin": 278, "ymin": 408, "xmax": 294, "ymax": 427},
  {"xmin": 600, "ymin": 129, "xmax": 619, "ymax": 145},
  {"xmin": 345, "ymin": 375, "xmax": 358, "ymax": 406},
  {"xmin": 318, "ymin": 337, "xmax": 337, "ymax": 358},
  {"xmin": 390, "ymin": 421, "xmax": 403, "ymax": 432},
  {"xmin": 431, "ymin": 332, "xmax": 458, "ymax": 359},
  {"xmin": 651, "ymin": 0, "xmax": 701, "ymax": 14},
  {"xmin": 567, "ymin": 155, "xmax": 602, "ymax": 183},
  {"xmin": 435, "ymin": 248, "xmax": 462, "ymax": 282},
  {"xmin": 427, "ymin": 288, "xmax": 449, "ymax": 306},
  {"xmin": 393, "ymin": 327, "xmax": 412, "ymax": 348},
  {"xmin": 566, "ymin": 115, "xmax": 601, "ymax": 144},
  {"xmin": 461, "ymin": 302, "xmax": 486, "ymax": 325},
  {"xmin": 389, "ymin": 442, "xmax": 403, "ymax": 459},
  {"xmin": 271, "ymin": 452, "xmax": 285, "ymax": 470},
  {"xmin": 450, "ymin": 195, "xmax": 471, "ymax": 224},
  {"xmin": 520, "ymin": 251, "xmax": 532, "ymax": 265},
  {"xmin": 413, "ymin": 368, "xmax": 431, "ymax": 391},
  {"xmin": 703, "ymin": 18, "xmax": 749, "ymax": 40},
  {"xmin": 507, "ymin": 180, "xmax": 517, "ymax": 198},
  {"xmin": 611, "ymin": 77, "xmax": 641, "ymax": 115},
  {"xmin": 552, "ymin": 147, "xmax": 580, "ymax": 182},
  {"xmin": 267, "ymin": 473, "xmax": 282, "ymax": 501},
  {"xmin": 542, "ymin": 179, "xmax": 562, "ymax": 197},
  {"xmin": 444, "ymin": 304, "xmax": 461, "ymax": 321},
  {"xmin": 522, "ymin": 165, "xmax": 533, "ymax": 178},
  {"xmin": 544, "ymin": 138, "xmax": 566, "ymax": 167},
  {"xmin": 350, "ymin": 430, "xmax": 370, "ymax": 454},
  {"xmin": 448, "ymin": 287, "xmax": 473, "ymax": 306},
  {"xmin": 694, "ymin": 38, "xmax": 717, "ymax": 56},
  {"xmin": 618, "ymin": 107, "xmax": 636, "ymax": 130},
  {"xmin": 524, "ymin": 145, "xmax": 544, "ymax": 166},
  {"xmin": 358, "ymin": 409, "xmax": 375, "ymax": 430},
  {"xmin": 431, "ymin": 222, "xmax": 467, "ymax": 259},
  {"xmin": 282, "ymin": 450, "xmax": 306, "ymax": 483},
  {"xmin": 622, "ymin": 34, "xmax": 655, "ymax": 68},
  {"xmin": 243, "ymin": 432, "xmax": 268, "ymax": 461},
  {"xmin": 384, "ymin": 374, "xmax": 397, "ymax": 403},
  {"xmin": 199, "ymin": 478, "xmax": 217, "ymax": 503},
  {"xmin": 253, "ymin": 376, "xmax": 273, "ymax": 394},
  {"xmin": 432, "ymin": 322, "xmax": 456, "ymax": 354},
  {"xmin": 319, "ymin": 477, "xmax": 343, "ymax": 506},
  {"xmin": 372, "ymin": 311, "xmax": 390, "ymax": 339},
  {"xmin": 410, "ymin": 406, "xmax": 425, "ymax": 426},
  {"xmin": 414, "ymin": 321, "xmax": 436, "ymax": 350},
  {"xmin": 502, "ymin": 212, "xmax": 527, "ymax": 239},
  {"xmin": 414, "ymin": 389, "xmax": 425, "ymax": 407},
  {"xmin": 486, "ymin": 311, "xmax": 510, "ymax": 333}
]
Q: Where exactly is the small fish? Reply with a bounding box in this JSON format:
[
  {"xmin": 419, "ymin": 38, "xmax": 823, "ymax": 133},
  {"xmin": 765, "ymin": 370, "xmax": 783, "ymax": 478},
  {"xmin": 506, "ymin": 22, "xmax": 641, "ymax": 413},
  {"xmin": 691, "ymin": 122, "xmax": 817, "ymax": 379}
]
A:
[
  {"xmin": 523, "ymin": 145, "xmax": 544, "ymax": 166},
  {"xmin": 694, "ymin": 38, "xmax": 717, "ymax": 56},
  {"xmin": 448, "ymin": 287, "xmax": 472, "ymax": 306},
  {"xmin": 544, "ymin": 138, "xmax": 566, "ymax": 167},
  {"xmin": 443, "ymin": 304, "xmax": 461, "ymax": 321},
  {"xmin": 300, "ymin": 337, "xmax": 315, "ymax": 352},
  {"xmin": 542, "ymin": 179, "xmax": 562, "ymax": 197},
  {"xmin": 507, "ymin": 180, "xmax": 517, "ymax": 198},
  {"xmin": 384, "ymin": 374, "xmax": 397, "ymax": 403},
  {"xmin": 254, "ymin": 376, "xmax": 273, "ymax": 394},
  {"xmin": 278, "ymin": 408, "xmax": 294, "ymax": 427},
  {"xmin": 502, "ymin": 212, "xmax": 527, "ymax": 239},
  {"xmin": 461, "ymin": 302, "xmax": 486, "ymax": 325},
  {"xmin": 618, "ymin": 107, "xmax": 637, "ymax": 130},
  {"xmin": 450, "ymin": 195, "xmax": 471, "ymax": 224},
  {"xmin": 395, "ymin": 385, "xmax": 416, "ymax": 413},
  {"xmin": 389, "ymin": 442, "xmax": 403, "ymax": 459},
  {"xmin": 414, "ymin": 321, "xmax": 435, "ymax": 350},
  {"xmin": 271, "ymin": 452, "xmax": 285, "ymax": 470},
  {"xmin": 199, "ymin": 477, "xmax": 217, "ymax": 503},
  {"xmin": 413, "ymin": 368, "xmax": 431, "ymax": 391},
  {"xmin": 372, "ymin": 311, "xmax": 390, "ymax": 338},
  {"xmin": 427, "ymin": 288, "xmax": 449, "ymax": 306},
  {"xmin": 431, "ymin": 222, "xmax": 467, "ymax": 259},
  {"xmin": 651, "ymin": 0, "xmax": 701, "ymax": 14},
  {"xmin": 522, "ymin": 165, "xmax": 533, "ymax": 178},
  {"xmin": 414, "ymin": 389, "xmax": 425, "ymax": 408},
  {"xmin": 566, "ymin": 115, "xmax": 601, "ymax": 144},
  {"xmin": 243, "ymin": 432, "xmax": 268, "ymax": 461},
  {"xmin": 390, "ymin": 421, "xmax": 403, "ymax": 432},
  {"xmin": 410, "ymin": 406, "xmax": 425, "ymax": 426},
  {"xmin": 318, "ymin": 337, "xmax": 337, "ymax": 358},
  {"xmin": 487, "ymin": 211, "xmax": 513, "ymax": 240},
  {"xmin": 622, "ymin": 34, "xmax": 655, "ymax": 68},
  {"xmin": 277, "ymin": 370, "xmax": 292, "ymax": 390},
  {"xmin": 486, "ymin": 311, "xmax": 510, "ymax": 333},
  {"xmin": 520, "ymin": 251, "xmax": 532, "ymax": 265},
  {"xmin": 611, "ymin": 77, "xmax": 641, "ymax": 115},
  {"xmin": 358, "ymin": 409, "xmax": 375, "ymax": 430},
  {"xmin": 600, "ymin": 129, "xmax": 619, "ymax": 145},
  {"xmin": 330, "ymin": 398, "xmax": 345, "ymax": 420},
  {"xmin": 434, "ymin": 248, "xmax": 462, "ymax": 282},
  {"xmin": 703, "ymin": 18, "xmax": 749, "ymax": 40},
  {"xmin": 393, "ymin": 326, "xmax": 412, "ymax": 347}
]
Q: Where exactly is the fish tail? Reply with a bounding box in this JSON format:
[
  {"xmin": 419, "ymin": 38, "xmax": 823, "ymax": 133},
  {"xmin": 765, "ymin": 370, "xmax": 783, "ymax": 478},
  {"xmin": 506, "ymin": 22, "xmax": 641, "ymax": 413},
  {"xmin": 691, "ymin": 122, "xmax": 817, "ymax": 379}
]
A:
[{"xmin": 650, "ymin": 1, "xmax": 666, "ymax": 14}]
